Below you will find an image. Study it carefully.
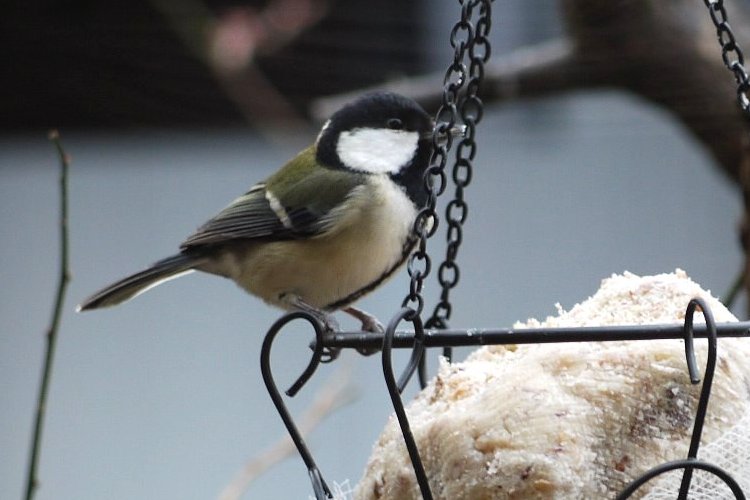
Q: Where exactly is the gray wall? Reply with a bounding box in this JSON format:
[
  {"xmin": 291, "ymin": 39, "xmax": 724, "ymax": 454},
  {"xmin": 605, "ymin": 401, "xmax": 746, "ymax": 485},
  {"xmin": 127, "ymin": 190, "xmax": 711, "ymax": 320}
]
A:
[{"xmin": 2, "ymin": 4, "xmax": 744, "ymax": 500}]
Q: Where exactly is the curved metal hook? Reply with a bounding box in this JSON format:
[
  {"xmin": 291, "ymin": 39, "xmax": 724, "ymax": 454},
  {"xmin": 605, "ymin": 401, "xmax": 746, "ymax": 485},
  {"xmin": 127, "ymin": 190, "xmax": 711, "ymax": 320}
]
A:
[
  {"xmin": 415, "ymin": 345, "xmax": 455, "ymax": 390},
  {"xmin": 423, "ymin": 316, "xmax": 454, "ymax": 388},
  {"xmin": 677, "ymin": 297, "xmax": 719, "ymax": 498},
  {"xmin": 393, "ymin": 308, "xmax": 428, "ymax": 393},
  {"xmin": 260, "ymin": 311, "xmax": 332, "ymax": 499},
  {"xmin": 617, "ymin": 297, "xmax": 724, "ymax": 499},
  {"xmin": 417, "ymin": 353, "xmax": 429, "ymax": 389},
  {"xmin": 308, "ymin": 467, "xmax": 329, "ymax": 500},
  {"xmin": 382, "ymin": 307, "xmax": 433, "ymax": 500},
  {"xmin": 615, "ymin": 458, "xmax": 745, "ymax": 499}
]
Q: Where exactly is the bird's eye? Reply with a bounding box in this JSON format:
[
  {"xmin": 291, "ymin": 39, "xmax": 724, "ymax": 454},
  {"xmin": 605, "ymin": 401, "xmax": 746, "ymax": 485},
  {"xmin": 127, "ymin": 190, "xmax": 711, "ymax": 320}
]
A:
[{"xmin": 386, "ymin": 118, "xmax": 403, "ymax": 130}]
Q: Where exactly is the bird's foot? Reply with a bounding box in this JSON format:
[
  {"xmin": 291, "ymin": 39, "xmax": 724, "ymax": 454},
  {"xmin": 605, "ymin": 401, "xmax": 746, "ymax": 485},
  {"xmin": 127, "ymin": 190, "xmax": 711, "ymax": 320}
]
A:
[
  {"xmin": 281, "ymin": 293, "xmax": 339, "ymax": 330},
  {"xmin": 315, "ymin": 315, "xmax": 341, "ymax": 362},
  {"xmin": 280, "ymin": 293, "xmax": 342, "ymax": 361},
  {"xmin": 343, "ymin": 306, "xmax": 384, "ymax": 356},
  {"xmin": 318, "ymin": 313, "xmax": 340, "ymax": 333}
]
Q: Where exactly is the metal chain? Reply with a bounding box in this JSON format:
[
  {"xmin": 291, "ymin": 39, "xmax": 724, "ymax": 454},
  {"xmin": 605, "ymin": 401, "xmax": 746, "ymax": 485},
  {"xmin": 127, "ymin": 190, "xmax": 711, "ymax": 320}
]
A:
[
  {"xmin": 402, "ymin": 0, "xmax": 492, "ymax": 320},
  {"xmin": 404, "ymin": 0, "xmax": 744, "ymax": 324},
  {"xmin": 427, "ymin": 0, "xmax": 492, "ymax": 330},
  {"xmin": 703, "ymin": 0, "xmax": 750, "ymax": 115}
]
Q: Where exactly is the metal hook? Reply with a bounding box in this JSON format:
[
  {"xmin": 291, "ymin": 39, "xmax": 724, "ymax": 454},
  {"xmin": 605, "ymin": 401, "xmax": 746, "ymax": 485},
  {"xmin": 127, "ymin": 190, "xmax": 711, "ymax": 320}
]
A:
[
  {"xmin": 416, "ymin": 316, "xmax": 438, "ymax": 390},
  {"xmin": 677, "ymin": 297, "xmax": 719, "ymax": 498},
  {"xmin": 417, "ymin": 352, "xmax": 429, "ymax": 390},
  {"xmin": 423, "ymin": 316, "xmax": 454, "ymax": 388},
  {"xmin": 308, "ymin": 467, "xmax": 330, "ymax": 500},
  {"xmin": 416, "ymin": 346, "xmax": 454, "ymax": 390},
  {"xmin": 382, "ymin": 307, "xmax": 433, "ymax": 500},
  {"xmin": 616, "ymin": 459, "xmax": 745, "ymax": 499},
  {"xmin": 260, "ymin": 311, "xmax": 332, "ymax": 499},
  {"xmin": 393, "ymin": 308, "xmax": 428, "ymax": 393},
  {"xmin": 615, "ymin": 297, "xmax": 732, "ymax": 499}
]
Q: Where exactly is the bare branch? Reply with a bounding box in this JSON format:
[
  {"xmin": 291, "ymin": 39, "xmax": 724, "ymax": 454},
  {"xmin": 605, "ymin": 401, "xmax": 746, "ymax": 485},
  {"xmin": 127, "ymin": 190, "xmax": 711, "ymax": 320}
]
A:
[
  {"xmin": 24, "ymin": 130, "xmax": 72, "ymax": 500},
  {"xmin": 217, "ymin": 363, "xmax": 356, "ymax": 500},
  {"xmin": 311, "ymin": 39, "xmax": 576, "ymax": 121}
]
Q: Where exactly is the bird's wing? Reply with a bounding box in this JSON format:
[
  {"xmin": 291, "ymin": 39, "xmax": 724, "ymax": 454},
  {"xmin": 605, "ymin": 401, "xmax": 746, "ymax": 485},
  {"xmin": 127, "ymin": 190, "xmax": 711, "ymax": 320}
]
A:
[{"xmin": 180, "ymin": 146, "xmax": 366, "ymax": 249}]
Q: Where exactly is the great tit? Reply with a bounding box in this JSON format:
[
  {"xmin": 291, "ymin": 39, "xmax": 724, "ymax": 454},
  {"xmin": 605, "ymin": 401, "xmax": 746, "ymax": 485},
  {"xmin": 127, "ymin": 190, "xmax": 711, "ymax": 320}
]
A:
[{"xmin": 78, "ymin": 92, "xmax": 445, "ymax": 332}]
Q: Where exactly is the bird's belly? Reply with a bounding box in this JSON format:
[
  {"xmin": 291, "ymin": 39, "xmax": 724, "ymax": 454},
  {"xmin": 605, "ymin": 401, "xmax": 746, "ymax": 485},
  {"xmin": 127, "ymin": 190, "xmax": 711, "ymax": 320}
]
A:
[
  {"xmin": 243, "ymin": 231, "xmax": 409, "ymax": 309},
  {"xmin": 209, "ymin": 177, "xmax": 418, "ymax": 310}
]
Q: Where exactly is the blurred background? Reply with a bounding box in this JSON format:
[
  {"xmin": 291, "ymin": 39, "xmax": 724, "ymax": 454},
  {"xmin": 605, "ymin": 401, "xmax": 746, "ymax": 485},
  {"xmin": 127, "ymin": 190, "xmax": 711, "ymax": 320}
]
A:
[{"xmin": 2, "ymin": 1, "xmax": 747, "ymax": 499}]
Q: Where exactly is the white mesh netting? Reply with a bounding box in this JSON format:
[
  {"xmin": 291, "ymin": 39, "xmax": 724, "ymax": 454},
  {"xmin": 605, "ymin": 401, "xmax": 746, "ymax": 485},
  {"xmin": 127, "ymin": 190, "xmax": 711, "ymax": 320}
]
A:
[
  {"xmin": 642, "ymin": 407, "xmax": 750, "ymax": 499},
  {"xmin": 351, "ymin": 270, "xmax": 750, "ymax": 499}
]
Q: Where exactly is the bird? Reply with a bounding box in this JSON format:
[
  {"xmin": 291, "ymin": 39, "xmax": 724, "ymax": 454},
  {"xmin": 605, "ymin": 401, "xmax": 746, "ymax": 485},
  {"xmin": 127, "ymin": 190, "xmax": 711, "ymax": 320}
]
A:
[{"xmin": 78, "ymin": 92, "xmax": 451, "ymax": 333}]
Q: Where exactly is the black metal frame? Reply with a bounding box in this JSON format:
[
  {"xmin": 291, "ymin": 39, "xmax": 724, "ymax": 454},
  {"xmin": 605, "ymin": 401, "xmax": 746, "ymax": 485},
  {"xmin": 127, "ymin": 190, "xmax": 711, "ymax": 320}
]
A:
[{"xmin": 261, "ymin": 299, "xmax": 750, "ymax": 499}]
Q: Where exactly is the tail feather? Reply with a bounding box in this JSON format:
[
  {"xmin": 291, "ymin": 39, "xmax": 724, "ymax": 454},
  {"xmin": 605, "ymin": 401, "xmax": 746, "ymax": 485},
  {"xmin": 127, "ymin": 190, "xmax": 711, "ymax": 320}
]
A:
[{"xmin": 77, "ymin": 254, "xmax": 203, "ymax": 311}]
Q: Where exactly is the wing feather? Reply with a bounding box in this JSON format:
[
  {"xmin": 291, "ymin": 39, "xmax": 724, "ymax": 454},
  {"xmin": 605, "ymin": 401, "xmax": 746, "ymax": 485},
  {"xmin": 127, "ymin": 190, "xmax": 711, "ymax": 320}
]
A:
[
  {"xmin": 180, "ymin": 147, "xmax": 367, "ymax": 250},
  {"xmin": 180, "ymin": 187, "xmax": 289, "ymax": 248}
]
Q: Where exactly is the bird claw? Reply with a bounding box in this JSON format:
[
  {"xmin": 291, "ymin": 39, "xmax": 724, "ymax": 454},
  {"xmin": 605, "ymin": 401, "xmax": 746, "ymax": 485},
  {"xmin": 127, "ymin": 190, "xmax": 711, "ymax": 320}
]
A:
[
  {"xmin": 315, "ymin": 314, "xmax": 343, "ymax": 362},
  {"xmin": 341, "ymin": 306, "xmax": 385, "ymax": 356},
  {"xmin": 320, "ymin": 314, "xmax": 340, "ymax": 333},
  {"xmin": 356, "ymin": 315, "xmax": 384, "ymax": 357},
  {"xmin": 360, "ymin": 316, "xmax": 385, "ymax": 334},
  {"xmin": 320, "ymin": 345, "xmax": 341, "ymax": 363}
]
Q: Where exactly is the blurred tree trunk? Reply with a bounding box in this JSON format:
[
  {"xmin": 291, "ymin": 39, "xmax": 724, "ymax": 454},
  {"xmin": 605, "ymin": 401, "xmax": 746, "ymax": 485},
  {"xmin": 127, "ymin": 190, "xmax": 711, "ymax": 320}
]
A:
[
  {"xmin": 315, "ymin": 0, "xmax": 750, "ymax": 311},
  {"xmin": 555, "ymin": 1, "xmax": 750, "ymax": 312}
]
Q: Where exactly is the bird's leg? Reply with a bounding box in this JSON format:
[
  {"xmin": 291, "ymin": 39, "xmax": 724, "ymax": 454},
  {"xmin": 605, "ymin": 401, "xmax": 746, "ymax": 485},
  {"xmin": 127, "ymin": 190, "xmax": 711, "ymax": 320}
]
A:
[
  {"xmin": 343, "ymin": 306, "xmax": 384, "ymax": 333},
  {"xmin": 280, "ymin": 293, "xmax": 340, "ymax": 332},
  {"xmin": 280, "ymin": 293, "xmax": 341, "ymax": 361},
  {"xmin": 343, "ymin": 306, "xmax": 384, "ymax": 356}
]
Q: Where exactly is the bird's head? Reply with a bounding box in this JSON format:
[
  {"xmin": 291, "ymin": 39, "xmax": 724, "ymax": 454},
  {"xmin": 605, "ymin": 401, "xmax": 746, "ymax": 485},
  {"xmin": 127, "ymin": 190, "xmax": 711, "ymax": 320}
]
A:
[{"xmin": 316, "ymin": 92, "xmax": 434, "ymax": 178}]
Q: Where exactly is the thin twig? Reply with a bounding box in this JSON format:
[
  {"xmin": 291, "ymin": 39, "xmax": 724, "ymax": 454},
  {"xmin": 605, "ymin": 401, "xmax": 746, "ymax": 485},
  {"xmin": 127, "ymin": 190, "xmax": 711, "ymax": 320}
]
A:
[
  {"xmin": 24, "ymin": 130, "xmax": 71, "ymax": 500},
  {"xmin": 722, "ymin": 266, "xmax": 745, "ymax": 310},
  {"xmin": 217, "ymin": 363, "xmax": 356, "ymax": 500}
]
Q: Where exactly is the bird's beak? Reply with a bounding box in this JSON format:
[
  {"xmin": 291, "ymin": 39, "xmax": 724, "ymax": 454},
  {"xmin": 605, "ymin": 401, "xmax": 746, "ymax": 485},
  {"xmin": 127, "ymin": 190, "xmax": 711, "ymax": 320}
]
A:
[
  {"xmin": 449, "ymin": 124, "xmax": 467, "ymax": 138},
  {"xmin": 421, "ymin": 123, "xmax": 467, "ymax": 140}
]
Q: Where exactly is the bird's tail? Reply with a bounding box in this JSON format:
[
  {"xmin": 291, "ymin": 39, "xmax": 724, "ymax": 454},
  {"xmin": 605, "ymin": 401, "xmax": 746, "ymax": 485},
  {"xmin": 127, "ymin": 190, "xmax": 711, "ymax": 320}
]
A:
[{"xmin": 77, "ymin": 254, "xmax": 204, "ymax": 311}]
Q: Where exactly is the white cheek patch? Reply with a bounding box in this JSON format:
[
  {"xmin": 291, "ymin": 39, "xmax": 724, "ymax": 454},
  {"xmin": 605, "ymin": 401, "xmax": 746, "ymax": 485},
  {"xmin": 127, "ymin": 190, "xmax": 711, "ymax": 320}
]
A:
[{"xmin": 336, "ymin": 128, "xmax": 419, "ymax": 174}]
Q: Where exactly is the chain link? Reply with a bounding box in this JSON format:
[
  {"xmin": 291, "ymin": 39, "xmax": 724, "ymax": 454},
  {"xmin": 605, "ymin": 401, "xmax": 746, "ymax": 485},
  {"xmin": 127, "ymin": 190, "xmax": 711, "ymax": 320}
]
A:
[
  {"xmin": 404, "ymin": 0, "xmax": 748, "ymax": 321},
  {"xmin": 401, "ymin": 0, "xmax": 491, "ymax": 325},
  {"xmin": 703, "ymin": 0, "xmax": 750, "ymax": 114}
]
